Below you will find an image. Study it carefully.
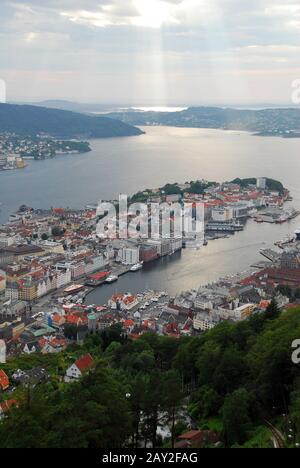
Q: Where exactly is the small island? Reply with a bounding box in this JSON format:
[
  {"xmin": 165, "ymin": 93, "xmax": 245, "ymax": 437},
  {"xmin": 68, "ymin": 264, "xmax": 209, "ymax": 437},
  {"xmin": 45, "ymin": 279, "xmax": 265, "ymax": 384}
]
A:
[{"xmin": 130, "ymin": 177, "xmax": 285, "ymax": 204}]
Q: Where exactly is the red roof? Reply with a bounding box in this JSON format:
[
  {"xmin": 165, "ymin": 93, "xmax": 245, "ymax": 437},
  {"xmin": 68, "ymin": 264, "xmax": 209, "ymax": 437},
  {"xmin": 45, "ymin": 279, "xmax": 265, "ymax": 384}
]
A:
[
  {"xmin": 52, "ymin": 208, "xmax": 65, "ymax": 214},
  {"xmin": 179, "ymin": 430, "xmax": 202, "ymax": 441},
  {"xmin": 52, "ymin": 315, "xmax": 65, "ymax": 323},
  {"xmin": 75, "ymin": 354, "xmax": 94, "ymax": 373},
  {"xmin": 0, "ymin": 399, "xmax": 18, "ymax": 413},
  {"xmin": 0, "ymin": 370, "xmax": 9, "ymax": 390},
  {"xmin": 123, "ymin": 319, "xmax": 134, "ymax": 328},
  {"xmin": 65, "ymin": 314, "xmax": 87, "ymax": 326}
]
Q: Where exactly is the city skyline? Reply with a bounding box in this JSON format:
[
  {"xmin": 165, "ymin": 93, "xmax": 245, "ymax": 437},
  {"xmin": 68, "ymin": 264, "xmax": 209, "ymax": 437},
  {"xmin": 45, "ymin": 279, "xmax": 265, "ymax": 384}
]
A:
[{"xmin": 1, "ymin": 0, "xmax": 300, "ymax": 105}]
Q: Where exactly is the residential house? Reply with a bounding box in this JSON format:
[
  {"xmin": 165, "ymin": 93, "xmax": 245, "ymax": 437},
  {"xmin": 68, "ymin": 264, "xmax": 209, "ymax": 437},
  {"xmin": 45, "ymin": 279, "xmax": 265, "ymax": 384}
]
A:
[
  {"xmin": 175, "ymin": 430, "xmax": 219, "ymax": 448},
  {"xmin": 109, "ymin": 293, "xmax": 139, "ymax": 311},
  {"xmin": 0, "ymin": 369, "xmax": 9, "ymax": 391},
  {"xmin": 0, "ymin": 400, "xmax": 18, "ymax": 420},
  {"xmin": 64, "ymin": 354, "xmax": 94, "ymax": 383}
]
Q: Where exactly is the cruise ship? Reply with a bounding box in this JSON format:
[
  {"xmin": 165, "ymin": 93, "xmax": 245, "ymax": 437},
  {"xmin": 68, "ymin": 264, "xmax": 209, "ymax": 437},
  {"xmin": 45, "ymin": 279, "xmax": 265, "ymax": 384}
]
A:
[{"xmin": 206, "ymin": 221, "xmax": 244, "ymax": 232}]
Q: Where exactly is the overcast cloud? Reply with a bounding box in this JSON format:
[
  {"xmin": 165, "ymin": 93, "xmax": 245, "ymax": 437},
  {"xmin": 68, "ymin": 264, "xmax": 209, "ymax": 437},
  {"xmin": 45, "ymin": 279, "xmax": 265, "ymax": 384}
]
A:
[{"xmin": 0, "ymin": 0, "xmax": 300, "ymax": 105}]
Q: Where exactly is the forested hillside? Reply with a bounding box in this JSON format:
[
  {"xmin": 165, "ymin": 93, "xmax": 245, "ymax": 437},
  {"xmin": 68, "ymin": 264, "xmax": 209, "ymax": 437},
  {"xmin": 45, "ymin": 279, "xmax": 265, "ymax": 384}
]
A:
[{"xmin": 0, "ymin": 305, "xmax": 300, "ymax": 448}]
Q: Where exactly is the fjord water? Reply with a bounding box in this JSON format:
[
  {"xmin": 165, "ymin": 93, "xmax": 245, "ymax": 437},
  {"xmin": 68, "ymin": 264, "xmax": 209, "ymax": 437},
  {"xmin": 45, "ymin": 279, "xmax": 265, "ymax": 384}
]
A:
[{"xmin": 1, "ymin": 126, "xmax": 300, "ymax": 300}]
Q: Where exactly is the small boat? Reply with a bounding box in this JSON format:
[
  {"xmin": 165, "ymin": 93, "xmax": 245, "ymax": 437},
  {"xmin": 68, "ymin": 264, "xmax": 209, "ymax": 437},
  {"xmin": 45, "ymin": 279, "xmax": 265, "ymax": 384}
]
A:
[
  {"xmin": 130, "ymin": 262, "xmax": 144, "ymax": 272},
  {"xmin": 105, "ymin": 275, "xmax": 118, "ymax": 284}
]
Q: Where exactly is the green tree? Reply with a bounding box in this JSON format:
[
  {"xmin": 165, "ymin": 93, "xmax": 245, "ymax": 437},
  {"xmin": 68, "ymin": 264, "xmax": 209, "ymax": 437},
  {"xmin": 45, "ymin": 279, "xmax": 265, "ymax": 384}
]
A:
[
  {"xmin": 264, "ymin": 298, "xmax": 281, "ymax": 321},
  {"xmin": 161, "ymin": 370, "xmax": 184, "ymax": 448},
  {"xmin": 51, "ymin": 226, "xmax": 64, "ymax": 237},
  {"xmin": 222, "ymin": 389, "xmax": 252, "ymax": 446},
  {"xmin": 276, "ymin": 285, "xmax": 292, "ymax": 299},
  {"xmin": 189, "ymin": 386, "xmax": 222, "ymax": 422},
  {"xmin": 294, "ymin": 288, "xmax": 300, "ymax": 299},
  {"xmin": 0, "ymin": 364, "xmax": 131, "ymax": 448}
]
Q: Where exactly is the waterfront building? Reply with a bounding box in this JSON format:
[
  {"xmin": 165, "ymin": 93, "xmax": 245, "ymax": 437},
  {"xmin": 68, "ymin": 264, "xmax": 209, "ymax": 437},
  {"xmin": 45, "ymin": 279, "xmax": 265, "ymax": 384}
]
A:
[
  {"xmin": 109, "ymin": 293, "xmax": 139, "ymax": 311},
  {"xmin": 118, "ymin": 247, "xmax": 140, "ymax": 265},
  {"xmin": 211, "ymin": 207, "xmax": 234, "ymax": 222},
  {"xmin": 227, "ymin": 203, "xmax": 249, "ymax": 219},
  {"xmin": 70, "ymin": 261, "xmax": 86, "ymax": 279},
  {"xmin": 147, "ymin": 239, "xmax": 172, "ymax": 257},
  {"xmin": 139, "ymin": 244, "xmax": 158, "ymax": 263},
  {"xmin": 84, "ymin": 255, "xmax": 107, "ymax": 274}
]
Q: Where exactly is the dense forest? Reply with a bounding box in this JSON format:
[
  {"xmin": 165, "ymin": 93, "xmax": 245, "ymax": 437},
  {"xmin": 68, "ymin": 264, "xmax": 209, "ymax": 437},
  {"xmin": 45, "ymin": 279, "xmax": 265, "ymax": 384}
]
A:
[
  {"xmin": 0, "ymin": 103, "xmax": 143, "ymax": 138},
  {"xmin": 0, "ymin": 304, "xmax": 300, "ymax": 448}
]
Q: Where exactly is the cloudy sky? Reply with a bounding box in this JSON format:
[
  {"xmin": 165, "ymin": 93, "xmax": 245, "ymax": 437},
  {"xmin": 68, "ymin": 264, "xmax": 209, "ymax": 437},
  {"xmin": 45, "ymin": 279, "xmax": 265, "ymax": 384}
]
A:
[{"xmin": 1, "ymin": 0, "xmax": 300, "ymax": 105}]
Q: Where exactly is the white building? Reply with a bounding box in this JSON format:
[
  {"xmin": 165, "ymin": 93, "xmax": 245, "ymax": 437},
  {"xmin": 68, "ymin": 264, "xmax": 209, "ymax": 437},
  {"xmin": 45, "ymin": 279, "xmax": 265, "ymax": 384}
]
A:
[
  {"xmin": 257, "ymin": 178, "xmax": 267, "ymax": 190},
  {"xmin": 118, "ymin": 247, "xmax": 140, "ymax": 265},
  {"xmin": 231, "ymin": 303, "xmax": 255, "ymax": 321},
  {"xmin": 228, "ymin": 203, "xmax": 249, "ymax": 219},
  {"xmin": 0, "ymin": 234, "xmax": 18, "ymax": 248},
  {"xmin": 84, "ymin": 255, "xmax": 107, "ymax": 275},
  {"xmin": 70, "ymin": 261, "xmax": 86, "ymax": 279},
  {"xmin": 64, "ymin": 354, "xmax": 94, "ymax": 383},
  {"xmin": 5, "ymin": 283, "xmax": 19, "ymax": 301},
  {"xmin": 39, "ymin": 240, "xmax": 65, "ymax": 254},
  {"xmin": 109, "ymin": 293, "xmax": 139, "ymax": 311},
  {"xmin": 54, "ymin": 269, "xmax": 72, "ymax": 289},
  {"xmin": 212, "ymin": 208, "xmax": 234, "ymax": 222},
  {"xmin": 193, "ymin": 312, "xmax": 221, "ymax": 331}
]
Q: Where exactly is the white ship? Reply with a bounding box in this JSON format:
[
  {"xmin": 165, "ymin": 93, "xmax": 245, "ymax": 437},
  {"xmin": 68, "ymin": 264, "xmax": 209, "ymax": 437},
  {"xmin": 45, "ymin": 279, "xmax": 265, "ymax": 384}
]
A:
[
  {"xmin": 130, "ymin": 262, "xmax": 144, "ymax": 272},
  {"xmin": 105, "ymin": 275, "xmax": 118, "ymax": 284}
]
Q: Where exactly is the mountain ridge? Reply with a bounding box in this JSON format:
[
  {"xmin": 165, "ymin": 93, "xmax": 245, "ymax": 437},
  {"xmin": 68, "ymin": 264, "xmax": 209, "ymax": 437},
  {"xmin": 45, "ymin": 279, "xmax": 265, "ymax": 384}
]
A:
[
  {"xmin": 0, "ymin": 103, "xmax": 143, "ymax": 138},
  {"xmin": 105, "ymin": 106, "xmax": 300, "ymax": 134}
]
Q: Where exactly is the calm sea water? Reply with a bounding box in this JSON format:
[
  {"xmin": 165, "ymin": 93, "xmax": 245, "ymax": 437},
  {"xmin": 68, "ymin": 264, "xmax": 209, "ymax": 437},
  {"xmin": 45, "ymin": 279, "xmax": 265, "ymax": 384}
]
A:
[{"xmin": 1, "ymin": 126, "xmax": 300, "ymax": 301}]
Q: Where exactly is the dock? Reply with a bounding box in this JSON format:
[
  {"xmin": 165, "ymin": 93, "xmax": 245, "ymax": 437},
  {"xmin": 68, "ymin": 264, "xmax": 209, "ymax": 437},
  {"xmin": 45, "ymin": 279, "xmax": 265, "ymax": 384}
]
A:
[{"xmin": 260, "ymin": 249, "xmax": 281, "ymax": 263}]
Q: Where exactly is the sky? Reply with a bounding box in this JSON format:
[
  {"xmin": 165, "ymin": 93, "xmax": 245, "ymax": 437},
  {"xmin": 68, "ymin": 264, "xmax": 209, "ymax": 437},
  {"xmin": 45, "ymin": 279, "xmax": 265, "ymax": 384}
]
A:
[{"xmin": 0, "ymin": 0, "xmax": 300, "ymax": 106}]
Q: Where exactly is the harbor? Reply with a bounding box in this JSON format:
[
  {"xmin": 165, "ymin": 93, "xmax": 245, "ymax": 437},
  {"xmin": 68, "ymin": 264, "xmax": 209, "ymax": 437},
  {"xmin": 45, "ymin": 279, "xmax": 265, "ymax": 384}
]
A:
[{"xmin": 254, "ymin": 207, "xmax": 300, "ymax": 224}]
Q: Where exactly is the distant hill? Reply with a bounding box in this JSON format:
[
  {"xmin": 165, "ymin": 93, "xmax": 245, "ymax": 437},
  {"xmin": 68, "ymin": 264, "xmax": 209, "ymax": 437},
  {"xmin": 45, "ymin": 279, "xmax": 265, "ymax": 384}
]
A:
[
  {"xmin": 106, "ymin": 106, "xmax": 300, "ymax": 135},
  {"xmin": 30, "ymin": 100, "xmax": 114, "ymax": 114},
  {"xmin": 0, "ymin": 103, "xmax": 143, "ymax": 138}
]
